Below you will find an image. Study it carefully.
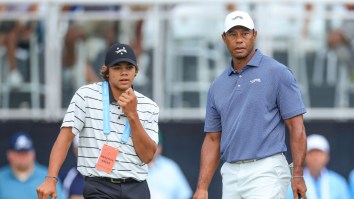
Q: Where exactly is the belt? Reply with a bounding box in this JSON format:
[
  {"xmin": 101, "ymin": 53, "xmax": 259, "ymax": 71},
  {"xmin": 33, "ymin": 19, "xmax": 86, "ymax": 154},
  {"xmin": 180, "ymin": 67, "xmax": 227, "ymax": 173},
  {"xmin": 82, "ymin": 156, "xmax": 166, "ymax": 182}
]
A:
[
  {"xmin": 85, "ymin": 176, "xmax": 138, "ymax": 184},
  {"xmin": 234, "ymin": 159, "xmax": 259, "ymax": 164},
  {"xmin": 233, "ymin": 153, "xmax": 284, "ymax": 164}
]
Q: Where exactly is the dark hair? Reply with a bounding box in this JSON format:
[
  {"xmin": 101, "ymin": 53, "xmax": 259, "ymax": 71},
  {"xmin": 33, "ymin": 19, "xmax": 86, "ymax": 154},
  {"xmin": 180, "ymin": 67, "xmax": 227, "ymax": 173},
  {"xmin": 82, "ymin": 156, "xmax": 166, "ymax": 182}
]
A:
[{"xmin": 100, "ymin": 66, "xmax": 109, "ymax": 81}]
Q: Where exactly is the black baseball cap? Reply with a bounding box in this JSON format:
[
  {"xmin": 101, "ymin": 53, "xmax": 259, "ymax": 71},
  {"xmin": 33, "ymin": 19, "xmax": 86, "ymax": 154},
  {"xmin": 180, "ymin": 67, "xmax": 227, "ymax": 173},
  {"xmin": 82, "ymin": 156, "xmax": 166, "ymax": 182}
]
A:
[{"xmin": 104, "ymin": 43, "xmax": 137, "ymax": 67}]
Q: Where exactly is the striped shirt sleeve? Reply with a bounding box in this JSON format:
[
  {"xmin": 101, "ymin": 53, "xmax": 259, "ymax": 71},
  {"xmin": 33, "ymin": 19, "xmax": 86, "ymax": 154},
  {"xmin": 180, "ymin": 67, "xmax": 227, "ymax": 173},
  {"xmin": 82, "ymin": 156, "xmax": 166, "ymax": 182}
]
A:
[
  {"xmin": 144, "ymin": 105, "xmax": 159, "ymax": 144},
  {"xmin": 61, "ymin": 87, "xmax": 87, "ymax": 134},
  {"xmin": 135, "ymin": 92, "xmax": 159, "ymax": 145}
]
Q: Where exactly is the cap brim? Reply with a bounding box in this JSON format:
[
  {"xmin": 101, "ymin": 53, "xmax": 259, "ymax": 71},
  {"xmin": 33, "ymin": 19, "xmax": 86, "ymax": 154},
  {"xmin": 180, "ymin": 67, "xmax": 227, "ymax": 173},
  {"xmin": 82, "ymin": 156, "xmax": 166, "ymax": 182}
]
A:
[
  {"xmin": 224, "ymin": 24, "xmax": 254, "ymax": 33},
  {"xmin": 107, "ymin": 58, "xmax": 137, "ymax": 67},
  {"xmin": 11, "ymin": 148, "xmax": 33, "ymax": 152}
]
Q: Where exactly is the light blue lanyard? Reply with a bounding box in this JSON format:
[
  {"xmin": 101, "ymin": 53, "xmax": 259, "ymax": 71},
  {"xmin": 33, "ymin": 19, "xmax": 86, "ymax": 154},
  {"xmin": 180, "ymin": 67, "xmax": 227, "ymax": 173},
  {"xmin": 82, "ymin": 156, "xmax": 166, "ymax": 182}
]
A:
[
  {"xmin": 121, "ymin": 120, "xmax": 131, "ymax": 143},
  {"xmin": 102, "ymin": 81, "xmax": 131, "ymax": 143},
  {"xmin": 102, "ymin": 81, "xmax": 110, "ymax": 135}
]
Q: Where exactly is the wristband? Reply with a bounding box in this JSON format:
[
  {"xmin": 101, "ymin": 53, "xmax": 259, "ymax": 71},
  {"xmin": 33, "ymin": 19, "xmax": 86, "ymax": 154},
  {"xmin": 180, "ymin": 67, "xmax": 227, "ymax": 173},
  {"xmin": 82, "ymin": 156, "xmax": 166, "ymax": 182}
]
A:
[
  {"xmin": 292, "ymin": 176, "xmax": 304, "ymax": 179},
  {"xmin": 45, "ymin": 175, "xmax": 59, "ymax": 182}
]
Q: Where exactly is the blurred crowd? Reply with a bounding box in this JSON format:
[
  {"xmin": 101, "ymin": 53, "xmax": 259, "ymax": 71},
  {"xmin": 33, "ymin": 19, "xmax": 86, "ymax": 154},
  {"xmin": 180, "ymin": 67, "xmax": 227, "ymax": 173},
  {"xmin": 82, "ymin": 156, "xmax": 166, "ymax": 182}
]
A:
[{"xmin": 0, "ymin": 1, "xmax": 353, "ymax": 112}]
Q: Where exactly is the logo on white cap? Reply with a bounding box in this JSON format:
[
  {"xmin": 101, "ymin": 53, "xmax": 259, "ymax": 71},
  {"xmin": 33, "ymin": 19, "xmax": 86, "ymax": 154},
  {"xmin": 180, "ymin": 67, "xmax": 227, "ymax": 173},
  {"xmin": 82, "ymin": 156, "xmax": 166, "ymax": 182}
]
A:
[{"xmin": 224, "ymin": 11, "xmax": 255, "ymax": 32}]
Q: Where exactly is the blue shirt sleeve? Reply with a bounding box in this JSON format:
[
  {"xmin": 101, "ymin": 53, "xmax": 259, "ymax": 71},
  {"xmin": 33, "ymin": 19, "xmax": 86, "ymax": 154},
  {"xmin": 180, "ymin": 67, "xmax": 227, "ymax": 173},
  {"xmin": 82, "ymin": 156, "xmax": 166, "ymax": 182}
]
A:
[
  {"xmin": 276, "ymin": 67, "xmax": 306, "ymax": 119},
  {"xmin": 204, "ymin": 83, "xmax": 222, "ymax": 133}
]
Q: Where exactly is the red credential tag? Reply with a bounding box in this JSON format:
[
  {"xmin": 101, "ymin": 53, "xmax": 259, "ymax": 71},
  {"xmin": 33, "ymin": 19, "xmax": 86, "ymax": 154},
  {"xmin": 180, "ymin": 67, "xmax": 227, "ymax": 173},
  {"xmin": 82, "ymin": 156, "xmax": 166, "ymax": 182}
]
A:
[{"xmin": 96, "ymin": 144, "xmax": 119, "ymax": 173}]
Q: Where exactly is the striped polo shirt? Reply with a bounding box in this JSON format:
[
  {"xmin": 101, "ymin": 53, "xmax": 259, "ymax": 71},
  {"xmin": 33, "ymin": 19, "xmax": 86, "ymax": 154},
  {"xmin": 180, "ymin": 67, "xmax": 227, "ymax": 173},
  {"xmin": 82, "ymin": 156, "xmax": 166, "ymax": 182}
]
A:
[
  {"xmin": 204, "ymin": 49, "xmax": 306, "ymax": 163},
  {"xmin": 61, "ymin": 82, "xmax": 159, "ymax": 181}
]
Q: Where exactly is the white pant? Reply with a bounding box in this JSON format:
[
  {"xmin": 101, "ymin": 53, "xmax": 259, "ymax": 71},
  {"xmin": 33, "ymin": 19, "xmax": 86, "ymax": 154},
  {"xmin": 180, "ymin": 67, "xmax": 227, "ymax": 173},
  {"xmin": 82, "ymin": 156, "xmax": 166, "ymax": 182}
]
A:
[{"xmin": 221, "ymin": 153, "xmax": 291, "ymax": 199}]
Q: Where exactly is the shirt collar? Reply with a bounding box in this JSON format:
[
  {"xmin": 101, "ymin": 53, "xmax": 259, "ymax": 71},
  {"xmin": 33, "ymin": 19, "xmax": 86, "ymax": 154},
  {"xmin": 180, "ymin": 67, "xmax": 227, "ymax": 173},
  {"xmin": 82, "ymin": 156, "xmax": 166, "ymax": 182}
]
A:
[
  {"xmin": 228, "ymin": 49, "xmax": 263, "ymax": 75},
  {"xmin": 108, "ymin": 82, "xmax": 116, "ymax": 104},
  {"xmin": 107, "ymin": 82, "xmax": 134, "ymax": 104}
]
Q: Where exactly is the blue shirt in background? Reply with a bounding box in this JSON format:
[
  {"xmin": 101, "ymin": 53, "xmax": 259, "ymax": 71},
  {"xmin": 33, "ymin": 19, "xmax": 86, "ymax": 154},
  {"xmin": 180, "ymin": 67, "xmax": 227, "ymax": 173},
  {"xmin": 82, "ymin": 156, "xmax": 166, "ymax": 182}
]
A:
[
  {"xmin": 148, "ymin": 155, "xmax": 192, "ymax": 199},
  {"xmin": 286, "ymin": 168, "xmax": 350, "ymax": 199},
  {"xmin": 0, "ymin": 163, "xmax": 67, "ymax": 199}
]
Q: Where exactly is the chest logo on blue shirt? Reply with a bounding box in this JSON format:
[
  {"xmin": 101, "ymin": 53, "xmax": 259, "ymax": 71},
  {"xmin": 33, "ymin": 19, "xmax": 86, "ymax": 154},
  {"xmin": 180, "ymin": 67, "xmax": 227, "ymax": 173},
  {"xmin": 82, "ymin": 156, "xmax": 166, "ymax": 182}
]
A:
[{"xmin": 250, "ymin": 78, "xmax": 261, "ymax": 84}]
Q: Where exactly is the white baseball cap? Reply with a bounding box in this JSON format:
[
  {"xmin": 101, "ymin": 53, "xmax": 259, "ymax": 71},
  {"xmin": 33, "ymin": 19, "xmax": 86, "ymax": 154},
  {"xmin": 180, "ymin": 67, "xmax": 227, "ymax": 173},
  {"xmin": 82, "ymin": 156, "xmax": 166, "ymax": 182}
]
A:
[
  {"xmin": 224, "ymin": 11, "xmax": 255, "ymax": 32},
  {"xmin": 307, "ymin": 134, "xmax": 330, "ymax": 153}
]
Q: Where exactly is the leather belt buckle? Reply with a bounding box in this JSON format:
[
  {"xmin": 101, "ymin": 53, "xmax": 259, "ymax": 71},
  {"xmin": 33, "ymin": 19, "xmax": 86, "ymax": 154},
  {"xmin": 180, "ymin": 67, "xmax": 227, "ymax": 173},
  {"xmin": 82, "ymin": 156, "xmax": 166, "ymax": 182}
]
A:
[
  {"xmin": 85, "ymin": 176, "xmax": 137, "ymax": 184},
  {"xmin": 110, "ymin": 178, "xmax": 123, "ymax": 183},
  {"xmin": 110, "ymin": 178, "xmax": 135, "ymax": 183}
]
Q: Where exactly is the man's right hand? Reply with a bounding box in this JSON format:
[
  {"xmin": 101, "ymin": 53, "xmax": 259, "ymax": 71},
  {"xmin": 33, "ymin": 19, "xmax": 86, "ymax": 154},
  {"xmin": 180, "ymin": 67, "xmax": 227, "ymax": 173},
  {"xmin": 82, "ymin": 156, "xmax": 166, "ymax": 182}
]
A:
[
  {"xmin": 291, "ymin": 177, "xmax": 307, "ymax": 199},
  {"xmin": 193, "ymin": 189, "xmax": 208, "ymax": 199},
  {"xmin": 36, "ymin": 178, "xmax": 57, "ymax": 199}
]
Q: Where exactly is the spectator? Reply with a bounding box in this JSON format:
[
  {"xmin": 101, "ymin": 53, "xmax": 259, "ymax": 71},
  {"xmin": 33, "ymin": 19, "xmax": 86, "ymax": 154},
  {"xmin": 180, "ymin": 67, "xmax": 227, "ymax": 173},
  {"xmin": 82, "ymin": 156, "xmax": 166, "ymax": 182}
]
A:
[
  {"xmin": 0, "ymin": 132, "xmax": 66, "ymax": 199},
  {"xmin": 327, "ymin": 3, "xmax": 354, "ymax": 73},
  {"xmin": 0, "ymin": 4, "xmax": 38, "ymax": 89},
  {"xmin": 286, "ymin": 134, "xmax": 350, "ymax": 199},
  {"xmin": 59, "ymin": 135, "xmax": 84, "ymax": 199},
  {"xmin": 147, "ymin": 131, "xmax": 192, "ymax": 199}
]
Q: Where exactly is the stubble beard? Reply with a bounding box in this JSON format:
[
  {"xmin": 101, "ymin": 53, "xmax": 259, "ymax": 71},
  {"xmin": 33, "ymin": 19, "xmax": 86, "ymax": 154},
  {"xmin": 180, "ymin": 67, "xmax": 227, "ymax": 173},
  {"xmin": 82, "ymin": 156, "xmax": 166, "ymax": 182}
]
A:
[{"xmin": 235, "ymin": 53, "xmax": 248, "ymax": 61}]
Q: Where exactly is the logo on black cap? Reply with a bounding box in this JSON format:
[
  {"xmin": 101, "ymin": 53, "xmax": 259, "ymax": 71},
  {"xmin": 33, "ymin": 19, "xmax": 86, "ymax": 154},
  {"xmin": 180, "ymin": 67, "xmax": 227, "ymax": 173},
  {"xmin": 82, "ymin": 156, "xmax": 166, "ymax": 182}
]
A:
[
  {"xmin": 105, "ymin": 43, "xmax": 137, "ymax": 67},
  {"xmin": 115, "ymin": 47, "xmax": 127, "ymax": 55}
]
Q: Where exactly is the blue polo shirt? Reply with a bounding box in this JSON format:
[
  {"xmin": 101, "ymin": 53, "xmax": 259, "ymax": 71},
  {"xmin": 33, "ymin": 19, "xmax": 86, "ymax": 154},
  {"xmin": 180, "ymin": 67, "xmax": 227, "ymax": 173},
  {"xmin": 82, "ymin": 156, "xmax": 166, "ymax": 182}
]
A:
[
  {"xmin": 204, "ymin": 49, "xmax": 306, "ymax": 163},
  {"xmin": 0, "ymin": 163, "xmax": 67, "ymax": 199}
]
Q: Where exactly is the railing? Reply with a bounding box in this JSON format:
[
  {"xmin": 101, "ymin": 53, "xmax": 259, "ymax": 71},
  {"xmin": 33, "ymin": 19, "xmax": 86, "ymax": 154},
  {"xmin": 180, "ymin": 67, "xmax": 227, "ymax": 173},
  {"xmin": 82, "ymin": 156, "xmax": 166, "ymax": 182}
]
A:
[{"xmin": 0, "ymin": 0, "xmax": 354, "ymax": 121}]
